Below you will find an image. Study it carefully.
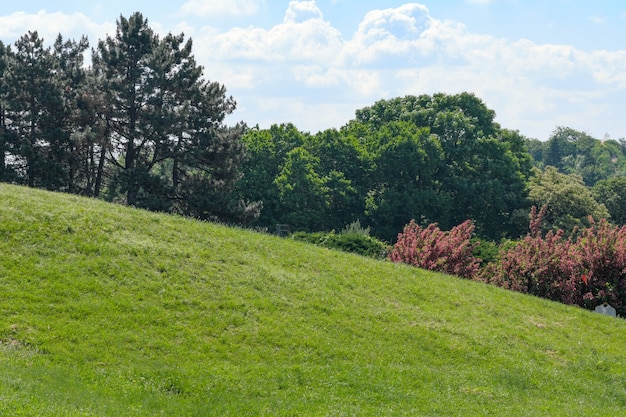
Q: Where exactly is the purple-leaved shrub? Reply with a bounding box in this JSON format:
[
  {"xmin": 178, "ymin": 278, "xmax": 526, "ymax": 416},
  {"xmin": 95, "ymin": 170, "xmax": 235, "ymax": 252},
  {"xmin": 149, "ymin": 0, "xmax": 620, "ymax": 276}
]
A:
[
  {"xmin": 388, "ymin": 220, "xmax": 481, "ymax": 279},
  {"xmin": 479, "ymin": 206, "xmax": 626, "ymax": 316}
]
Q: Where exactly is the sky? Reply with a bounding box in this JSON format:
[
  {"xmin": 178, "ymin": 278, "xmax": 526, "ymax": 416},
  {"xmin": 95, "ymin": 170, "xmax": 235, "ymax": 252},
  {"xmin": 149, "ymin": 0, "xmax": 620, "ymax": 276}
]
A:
[{"xmin": 1, "ymin": 1, "xmax": 625, "ymax": 140}]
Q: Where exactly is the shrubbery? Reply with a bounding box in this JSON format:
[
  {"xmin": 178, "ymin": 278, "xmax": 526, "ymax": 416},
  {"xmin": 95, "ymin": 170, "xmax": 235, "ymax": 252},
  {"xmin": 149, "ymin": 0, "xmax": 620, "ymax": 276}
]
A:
[
  {"xmin": 471, "ymin": 238, "xmax": 501, "ymax": 267},
  {"xmin": 479, "ymin": 206, "xmax": 626, "ymax": 316},
  {"xmin": 387, "ymin": 220, "xmax": 481, "ymax": 279},
  {"xmin": 293, "ymin": 208, "xmax": 626, "ymax": 317},
  {"xmin": 292, "ymin": 221, "xmax": 388, "ymax": 259},
  {"xmin": 477, "ymin": 206, "xmax": 579, "ymax": 304},
  {"xmin": 390, "ymin": 208, "xmax": 626, "ymax": 316}
]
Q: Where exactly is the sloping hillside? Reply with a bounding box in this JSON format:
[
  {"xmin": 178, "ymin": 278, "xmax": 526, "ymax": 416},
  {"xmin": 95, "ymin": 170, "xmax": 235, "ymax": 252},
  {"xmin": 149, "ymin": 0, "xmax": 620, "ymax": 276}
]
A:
[{"xmin": 0, "ymin": 183, "xmax": 625, "ymax": 416}]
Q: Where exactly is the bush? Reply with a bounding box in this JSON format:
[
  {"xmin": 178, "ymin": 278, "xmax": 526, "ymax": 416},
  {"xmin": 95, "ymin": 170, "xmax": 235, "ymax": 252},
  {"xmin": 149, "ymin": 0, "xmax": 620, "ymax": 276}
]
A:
[
  {"xmin": 388, "ymin": 220, "xmax": 481, "ymax": 279},
  {"xmin": 477, "ymin": 206, "xmax": 578, "ymax": 303},
  {"xmin": 478, "ymin": 206, "xmax": 626, "ymax": 316},
  {"xmin": 340, "ymin": 219, "xmax": 371, "ymax": 236},
  {"xmin": 570, "ymin": 216, "xmax": 626, "ymax": 314},
  {"xmin": 471, "ymin": 238, "xmax": 500, "ymax": 267},
  {"xmin": 292, "ymin": 230, "xmax": 388, "ymax": 259}
]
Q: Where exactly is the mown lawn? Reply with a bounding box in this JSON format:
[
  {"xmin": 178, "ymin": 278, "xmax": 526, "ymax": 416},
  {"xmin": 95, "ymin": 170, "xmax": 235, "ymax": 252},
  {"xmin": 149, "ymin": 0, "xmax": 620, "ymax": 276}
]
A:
[{"xmin": 0, "ymin": 183, "xmax": 625, "ymax": 416}]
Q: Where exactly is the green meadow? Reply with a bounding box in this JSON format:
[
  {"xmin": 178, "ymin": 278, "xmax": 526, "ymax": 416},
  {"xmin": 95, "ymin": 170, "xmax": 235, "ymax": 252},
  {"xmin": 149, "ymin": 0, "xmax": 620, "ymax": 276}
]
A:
[{"xmin": 0, "ymin": 183, "xmax": 625, "ymax": 416}]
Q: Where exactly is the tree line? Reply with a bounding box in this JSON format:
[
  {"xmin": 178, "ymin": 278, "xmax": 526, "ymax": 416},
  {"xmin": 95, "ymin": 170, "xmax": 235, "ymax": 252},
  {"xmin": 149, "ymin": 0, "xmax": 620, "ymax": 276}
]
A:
[
  {"xmin": 237, "ymin": 94, "xmax": 533, "ymax": 241},
  {"xmin": 3, "ymin": 12, "xmax": 626, "ymax": 244},
  {"xmin": 236, "ymin": 99, "xmax": 626, "ymax": 242}
]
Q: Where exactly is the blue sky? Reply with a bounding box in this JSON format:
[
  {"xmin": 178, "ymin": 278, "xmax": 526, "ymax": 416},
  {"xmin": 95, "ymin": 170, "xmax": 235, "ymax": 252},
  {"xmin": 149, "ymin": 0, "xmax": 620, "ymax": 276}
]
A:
[{"xmin": 1, "ymin": 1, "xmax": 625, "ymax": 140}]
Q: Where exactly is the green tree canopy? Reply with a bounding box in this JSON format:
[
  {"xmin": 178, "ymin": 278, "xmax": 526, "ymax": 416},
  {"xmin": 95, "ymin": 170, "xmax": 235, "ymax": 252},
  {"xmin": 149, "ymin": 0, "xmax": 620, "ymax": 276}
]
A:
[
  {"xmin": 239, "ymin": 124, "xmax": 368, "ymax": 232},
  {"xmin": 274, "ymin": 147, "xmax": 329, "ymax": 231},
  {"xmin": 592, "ymin": 176, "xmax": 626, "ymax": 225},
  {"xmin": 352, "ymin": 92, "xmax": 532, "ymax": 240},
  {"xmin": 237, "ymin": 93, "xmax": 532, "ymax": 241},
  {"xmin": 0, "ymin": 31, "xmax": 92, "ymax": 191},
  {"xmin": 361, "ymin": 121, "xmax": 446, "ymax": 241},
  {"xmin": 0, "ymin": 13, "xmax": 256, "ymax": 224},
  {"xmin": 303, "ymin": 128, "xmax": 367, "ymax": 230},
  {"xmin": 238, "ymin": 124, "xmax": 308, "ymax": 228},
  {"xmin": 528, "ymin": 166, "xmax": 609, "ymax": 233},
  {"xmin": 527, "ymin": 126, "xmax": 626, "ymax": 186}
]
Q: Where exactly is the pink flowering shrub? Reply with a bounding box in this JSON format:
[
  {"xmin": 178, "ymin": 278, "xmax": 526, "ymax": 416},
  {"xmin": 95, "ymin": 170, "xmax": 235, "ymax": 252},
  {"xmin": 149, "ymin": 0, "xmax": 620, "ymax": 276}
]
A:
[
  {"xmin": 477, "ymin": 206, "xmax": 580, "ymax": 304},
  {"xmin": 388, "ymin": 220, "xmax": 481, "ymax": 279},
  {"xmin": 478, "ymin": 206, "xmax": 626, "ymax": 316},
  {"xmin": 571, "ymin": 217, "xmax": 626, "ymax": 313}
]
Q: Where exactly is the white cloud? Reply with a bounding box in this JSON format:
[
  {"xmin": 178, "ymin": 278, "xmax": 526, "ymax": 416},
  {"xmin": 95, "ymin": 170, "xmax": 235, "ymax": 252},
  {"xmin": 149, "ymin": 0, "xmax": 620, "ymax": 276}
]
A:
[
  {"xmin": 354, "ymin": 3, "xmax": 431, "ymax": 43},
  {"xmin": 201, "ymin": 23, "xmax": 341, "ymax": 63},
  {"xmin": 343, "ymin": 3, "xmax": 451, "ymax": 66},
  {"xmin": 292, "ymin": 65, "xmax": 383, "ymax": 97},
  {"xmin": 179, "ymin": 0, "xmax": 265, "ymax": 17},
  {"xmin": 586, "ymin": 50, "xmax": 626, "ymax": 87},
  {"xmin": 203, "ymin": 62, "xmax": 258, "ymax": 90},
  {"xmin": 0, "ymin": 10, "xmax": 113, "ymax": 44},
  {"xmin": 3, "ymin": 2, "xmax": 626, "ymax": 139},
  {"xmin": 226, "ymin": 96, "xmax": 362, "ymax": 133},
  {"xmin": 284, "ymin": 0, "xmax": 324, "ymax": 23},
  {"xmin": 193, "ymin": 1, "xmax": 626, "ymax": 138},
  {"xmin": 196, "ymin": 1, "xmax": 342, "ymax": 64}
]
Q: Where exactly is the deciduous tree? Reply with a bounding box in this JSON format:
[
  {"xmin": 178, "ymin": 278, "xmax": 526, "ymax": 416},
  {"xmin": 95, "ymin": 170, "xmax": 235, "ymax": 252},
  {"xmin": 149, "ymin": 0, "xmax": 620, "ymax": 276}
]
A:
[
  {"xmin": 528, "ymin": 166, "xmax": 609, "ymax": 233},
  {"xmin": 592, "ymin": 176, "xmax": 626, "ymax": 225},
  {"xmin": 354, "ymin": 93, "xmax": 531, "ymax": 240}
]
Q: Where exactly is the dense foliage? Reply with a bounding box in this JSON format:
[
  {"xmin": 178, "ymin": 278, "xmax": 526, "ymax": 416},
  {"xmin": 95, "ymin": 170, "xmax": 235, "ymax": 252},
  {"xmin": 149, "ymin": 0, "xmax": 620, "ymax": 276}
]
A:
[
  {"xmin": 592, "ymin": 176, "xmax": 626, "ymax": 225},
  {"xmin": 479, "ymin": 206, "xmax": 626, "ymax": 316},
  {"xmin": 528, "ymin": 166, "xmax": 609, "ymax": 233},
  {"xmin": 0, "ymin": 13, "xmax": 257, "ymax": 223},
  {"xmin": 527, "ymin": 126, "xmax": 626, "ymax": 186},
  {"xmin": 388, "ymin": 220, "xmax": 481, "ymax": 279},
  {"xmin": 389, "ymin": 209, "xmax": 626, "ymax": 316},
  {"xmin": 292, "ymin": 229, "xmax": 388, "ymax": 260},
  {"xmin": 238, "ymin": 101, "xmax": 626, "ymax": 242},
  {"xmin": 239, "ymin": 93, "xmax": 533, "ymax": 242}
]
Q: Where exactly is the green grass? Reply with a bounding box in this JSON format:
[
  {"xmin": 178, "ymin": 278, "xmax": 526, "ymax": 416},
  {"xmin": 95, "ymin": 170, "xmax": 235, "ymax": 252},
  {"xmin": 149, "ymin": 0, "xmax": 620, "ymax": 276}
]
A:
[{"xmin": 0, "ymin": 183, "xmax": 625, "ymax": 416}]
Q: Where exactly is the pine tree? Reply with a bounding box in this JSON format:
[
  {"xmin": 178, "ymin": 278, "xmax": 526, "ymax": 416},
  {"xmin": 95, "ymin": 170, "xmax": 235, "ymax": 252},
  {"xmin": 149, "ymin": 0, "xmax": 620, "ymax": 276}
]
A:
[
  {"xmin": 5, "ymin": 31, "xmax": 64, "ymax": 188},
  {"xmin": 0, "ymin": 41, "xmax": 11, "ymax": 182},
  {"xmin": 93, "ymin": 12, "xmax": 258, "ymax": 221},
  {"xmin": 51, "ymin": 34, "xmax": 90, "ymax": 194}
]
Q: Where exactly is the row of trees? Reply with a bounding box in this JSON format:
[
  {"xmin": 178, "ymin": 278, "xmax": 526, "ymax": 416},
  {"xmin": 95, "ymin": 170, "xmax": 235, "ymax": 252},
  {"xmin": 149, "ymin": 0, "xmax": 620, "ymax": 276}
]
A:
[
  {"xmin": 0, "ymin": 13, "xmax": 258, "ymax": 222},
  {"xmin": 237, "ymin": 93, "xmax": 534, "ymax": 241},
  {"xmin": 3, "ymin": 12, "xmax": 626, "ymax": 245},
  {"xmin": 527, "ymin": 129, "xmax": 626, "ymax": 230},
  {"xmin": 236, "ymin": 95, "xmax": 626, "ymax": 242}
]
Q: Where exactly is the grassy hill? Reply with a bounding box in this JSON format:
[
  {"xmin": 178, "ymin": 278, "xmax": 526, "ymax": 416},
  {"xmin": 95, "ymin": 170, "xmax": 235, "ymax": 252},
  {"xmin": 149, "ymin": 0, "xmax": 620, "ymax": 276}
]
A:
[{"xmin": 1, "ymin": 183, "xmax": 625, "ymax": 416}]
